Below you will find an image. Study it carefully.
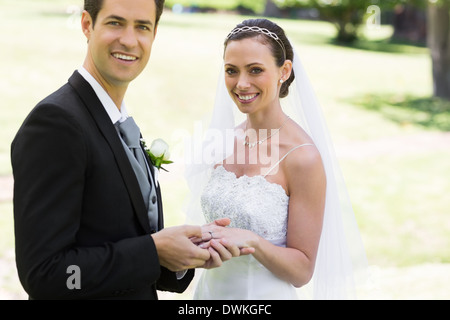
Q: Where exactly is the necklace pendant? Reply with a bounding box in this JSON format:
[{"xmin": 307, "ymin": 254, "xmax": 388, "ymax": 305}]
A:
[{"xmin": 243, "ymin": 116, "xmax": 290, "ymax": 149}]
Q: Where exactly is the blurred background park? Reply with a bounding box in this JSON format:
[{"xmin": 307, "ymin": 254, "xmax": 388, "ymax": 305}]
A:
[{"xmin": 0, "ymin": 0, "xmax": 449, "ymax": 299}]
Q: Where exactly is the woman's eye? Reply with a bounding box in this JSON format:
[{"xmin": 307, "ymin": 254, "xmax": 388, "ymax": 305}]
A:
[
  {"xmin": 225, "ymin": 68, "xmax": 237, "ymax": 75},
  {"xmin": 251, "ymin": 68, "xmax": 263, "ymax": 74}
]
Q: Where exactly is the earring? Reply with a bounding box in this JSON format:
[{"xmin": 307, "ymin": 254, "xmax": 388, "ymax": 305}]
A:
[{"xmin": 279, "ymin": 79, "xmax": 284, "ymax": 84}]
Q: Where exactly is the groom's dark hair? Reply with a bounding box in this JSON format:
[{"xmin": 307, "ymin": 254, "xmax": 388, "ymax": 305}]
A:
[
  {"xmin": 84, "ymin": 0, "xmax": 103, "ymax": 26},
  {"xmin": 84, "ymin": 0, "xmax": 166, "ymax": 27}
]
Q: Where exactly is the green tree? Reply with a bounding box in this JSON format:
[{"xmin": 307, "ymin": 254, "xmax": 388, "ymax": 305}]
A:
[
  {"xmin": 164, "ymin": 0, "xmax": 266, "ymax": 14},
  {"xmin": 275, "ymin": 0, "xmax": 374, "ymax": 42},
  {"xmin": 276, "ymin": 0, "xmax": 449, "ymax": 100}
]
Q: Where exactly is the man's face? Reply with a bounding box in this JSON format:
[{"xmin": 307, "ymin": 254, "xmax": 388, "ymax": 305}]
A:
[{"xmin": 82, "ymin": 0, "xmax": 157, "ymax": 89}]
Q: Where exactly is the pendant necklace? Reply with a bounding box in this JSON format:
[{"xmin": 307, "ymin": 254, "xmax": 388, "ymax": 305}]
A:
[{"xmin": 243, "ymin": 116, "xmax": 290, "ymax": 148}]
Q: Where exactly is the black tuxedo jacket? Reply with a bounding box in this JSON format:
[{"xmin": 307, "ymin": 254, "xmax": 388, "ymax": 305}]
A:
[{"xmin": 11, "ymin": 71, "xmax": 194, "ymax": 299}]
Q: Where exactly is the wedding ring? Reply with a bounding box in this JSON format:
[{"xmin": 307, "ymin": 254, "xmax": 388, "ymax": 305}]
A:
[{"xmin": 209, "ymin": 231, "xmax": 214, "ymax": 239}]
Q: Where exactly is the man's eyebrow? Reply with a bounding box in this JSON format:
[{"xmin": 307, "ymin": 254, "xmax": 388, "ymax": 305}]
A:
[
  {"xmin": 136, "ymin": 19, "xmax": 153, "ymax": 26},
  {"xmin": 105, "ymin": 15, "xmax": 153, "ymax": 27},
  {"xmin": 105, "ymin": 15, "xmax": 126, "ymax": 22}
]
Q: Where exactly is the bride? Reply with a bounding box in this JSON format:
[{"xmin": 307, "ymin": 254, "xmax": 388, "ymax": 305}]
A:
[{"xmin": 185, "ymin": 19, "xmax": 367, "ymax": 300}]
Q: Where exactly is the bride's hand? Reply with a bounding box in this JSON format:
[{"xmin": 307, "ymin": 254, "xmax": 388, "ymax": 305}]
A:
[
  {"xmin": 201, "ymin": 218, "xmax": 256, "ymax": 253},
  {"xmin": 198, "ymin": 219, "xmax": 241, "ymax": 269},
  {"xmin": 200, "ymin": 239, "xmax": 233, "ymax": 269},
  {"xmin": 201, "ymin": 220, "xmax": 257, "ymax": 254},
  {"xmin": 199, "ymin": 238, "xmax": 255, "ymax": 269},
  {"xmin": 207, "ymin": 226, "xmax": 258, "ymax": 250},
  {"xmin": 193, "ymin": 218, "xmax": 255, "ymax": 263},
  {"xmin": 190, "ymin": 218, "xmax": 231, "ymax": 244}
]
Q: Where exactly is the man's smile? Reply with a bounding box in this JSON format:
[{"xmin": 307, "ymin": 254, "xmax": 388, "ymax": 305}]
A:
[{"xmin": 112, "ymin": 52, "xmax": 138, "ymax": 62}]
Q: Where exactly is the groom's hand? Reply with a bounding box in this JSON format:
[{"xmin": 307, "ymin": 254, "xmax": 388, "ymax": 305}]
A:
[{"xmin": 152, "ymin": 225, "xmax": 211, "ymax": 272}]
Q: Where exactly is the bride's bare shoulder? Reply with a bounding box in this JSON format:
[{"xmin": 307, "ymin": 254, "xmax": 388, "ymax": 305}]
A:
[{"xmin": 282, "ymin": 118, "xmax": 314, "ymax": 147}]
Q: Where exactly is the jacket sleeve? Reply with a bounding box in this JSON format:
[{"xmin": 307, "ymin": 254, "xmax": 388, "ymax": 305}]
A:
[
  {"xmin": 157, "ymin": 268, "xmax": 195, "ymax": 294},
  {"xmin": 11, "ymin": 103, "xmax": 161, "ymax": 299}
]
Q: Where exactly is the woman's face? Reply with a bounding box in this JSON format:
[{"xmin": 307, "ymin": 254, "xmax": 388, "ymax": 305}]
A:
[{"xmin": 224, "ymin": 37, "xmax": 287, "ymax": 116}]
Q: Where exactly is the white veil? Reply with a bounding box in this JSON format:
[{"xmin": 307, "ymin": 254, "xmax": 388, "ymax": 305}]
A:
[
  {"xmin": 287, "ymin": 49, "xmax": 368, "ymax": 299},
  {"xmin": 184, "ymin": 44, "xmax": 368, "ymax": 299}
]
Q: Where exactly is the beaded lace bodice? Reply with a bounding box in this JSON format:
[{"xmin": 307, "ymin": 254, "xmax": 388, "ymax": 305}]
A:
[{"xmin": 201, "ymin": 166, "xmax": 289, "ymax": 242}]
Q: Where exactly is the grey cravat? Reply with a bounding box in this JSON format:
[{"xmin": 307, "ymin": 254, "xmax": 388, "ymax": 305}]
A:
[
  {"xmin": 116, "ymin": 117, "xmax": 158, "ymax": 231},
  {"xmin": 117, "ymin": 117, "xmax": 149, "ymax": 179}
]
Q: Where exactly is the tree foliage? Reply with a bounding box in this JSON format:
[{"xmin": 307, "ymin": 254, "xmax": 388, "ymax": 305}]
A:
[
  {"xmin": 273, "ymin": 0, "xmax": 435, "ymax": 42},
  {"xmin": 164, "ymin": 0, "xmax": 266, "ymax": 14}
]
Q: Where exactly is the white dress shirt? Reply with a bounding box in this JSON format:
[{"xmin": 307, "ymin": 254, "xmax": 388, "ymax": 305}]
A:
[
  {"xmin": 78, "ymin": 66, "xmax": 129, "ymax": 124},
  {"xmin": 78, "ymin": 67, "xmax": 160, "ymax": 185}
]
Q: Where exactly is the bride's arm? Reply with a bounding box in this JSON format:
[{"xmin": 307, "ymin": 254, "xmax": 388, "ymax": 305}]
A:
[
  {"xmin": 275, "ymin": 146, "xmax": 326, "ymax": 287},
  {"xmin": 208, "ymin": 147, "xmax": 326, "ymax": 288}
]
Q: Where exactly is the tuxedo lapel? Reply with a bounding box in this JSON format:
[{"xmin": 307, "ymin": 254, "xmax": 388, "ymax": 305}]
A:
[{"xmin": 68, "ymin": 71, "xmax": 151, "ymax": 233}]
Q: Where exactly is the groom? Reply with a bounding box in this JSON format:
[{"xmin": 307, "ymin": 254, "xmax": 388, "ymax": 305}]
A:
[{"xmin": 11, "ymin": 0, "xmax": 230, "ymax": 300}]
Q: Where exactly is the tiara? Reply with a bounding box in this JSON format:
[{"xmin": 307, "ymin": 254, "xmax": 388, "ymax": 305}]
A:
[{"xmin": 226, "ymin": 26, "xmax": 286, "ymax": 60}]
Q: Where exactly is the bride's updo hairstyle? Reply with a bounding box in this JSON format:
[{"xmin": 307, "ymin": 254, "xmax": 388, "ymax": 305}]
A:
[{"xmin": 224, "ymin": 19, "xmax": 295, "ymax": 98}]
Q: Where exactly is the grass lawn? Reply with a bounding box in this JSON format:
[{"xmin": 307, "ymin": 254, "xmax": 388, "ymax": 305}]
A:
[{"xmin": 1, "ymin": 0, "xmax": 449, "ymax": 299}]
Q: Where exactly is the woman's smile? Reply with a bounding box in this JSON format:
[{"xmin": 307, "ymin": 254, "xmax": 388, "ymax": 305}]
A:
[{"xmin": 235, "ymin": 92, "xmax": 260, "ymax": 104}]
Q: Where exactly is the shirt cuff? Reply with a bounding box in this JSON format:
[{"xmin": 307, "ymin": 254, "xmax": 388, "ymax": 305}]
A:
[{"xmin": 176, "ymin": 270, "xmax": 188, "ymax": 280}]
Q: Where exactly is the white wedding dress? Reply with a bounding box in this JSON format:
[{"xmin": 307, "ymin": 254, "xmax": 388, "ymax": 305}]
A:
[
  {"xmin": 193, "ymin": 145, "xmax": 312, "ymax": 300},
  {"xmin": 188, "ymin": 47, "xmax": 367, "ymax": 299}
]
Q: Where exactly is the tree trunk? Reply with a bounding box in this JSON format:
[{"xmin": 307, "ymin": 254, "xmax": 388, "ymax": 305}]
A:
[
  {"xmin": 392, "ymin": 4, "xmax": 427, "ymax": 44},
  {"xmin": 335, "ymin": 20, "xmax": 358, "ymax": 43},
  {"xmin": 427, "ymin": 2, "xmax": 450, "ymax": 100},
  {"xmin": 264, "ymin": 0, "xmax": 281, "ymax": 18}
]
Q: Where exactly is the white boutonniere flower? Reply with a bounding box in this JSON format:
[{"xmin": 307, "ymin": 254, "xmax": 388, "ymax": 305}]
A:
[{"xmin": 141, "ymin": 138, "xmax": 173, "ymax": 172}]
